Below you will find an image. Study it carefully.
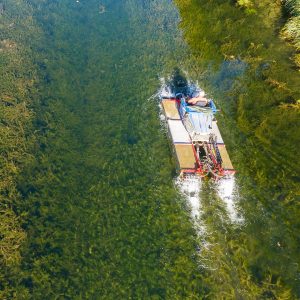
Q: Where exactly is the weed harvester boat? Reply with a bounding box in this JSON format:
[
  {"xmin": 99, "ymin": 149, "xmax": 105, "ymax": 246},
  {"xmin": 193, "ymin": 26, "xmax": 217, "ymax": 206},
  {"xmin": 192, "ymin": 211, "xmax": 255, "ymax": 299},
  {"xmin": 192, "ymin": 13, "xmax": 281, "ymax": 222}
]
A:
[{"xmin": 160, "ymin": 70, "xmax": 235, "ymax": 178}]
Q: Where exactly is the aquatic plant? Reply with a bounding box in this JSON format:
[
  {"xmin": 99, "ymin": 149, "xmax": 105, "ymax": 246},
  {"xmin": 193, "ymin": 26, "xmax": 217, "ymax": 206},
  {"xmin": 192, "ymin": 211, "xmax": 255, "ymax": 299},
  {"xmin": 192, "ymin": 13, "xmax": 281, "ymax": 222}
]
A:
[
  {"xmin": 281, "ymin": 0, "xmax": 300, "ymax": 66},
  {"xmin": 174, "ymin": 0, "xmax": 300, "ymax": 297},
  {"xmin": 1, "ymin": 0, "xmax": 300, "ymax": 298},
  {"xmin": 0, "ymin": 0, "xmax": 44, "ymax": 297},
  {"xmin": 2, "ymin": 0, "xmax": 210, "ymax": 298}
]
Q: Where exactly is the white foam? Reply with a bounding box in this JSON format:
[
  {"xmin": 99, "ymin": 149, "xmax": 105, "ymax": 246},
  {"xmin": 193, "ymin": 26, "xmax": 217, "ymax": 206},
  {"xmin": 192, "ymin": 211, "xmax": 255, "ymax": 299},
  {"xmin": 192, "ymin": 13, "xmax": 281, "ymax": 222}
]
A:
[
  {"xmin": 175, "ymin": 177, "xmax": 211, "ymax": 250},
  {"xmin": 216, "ymin": 176, "xmax": 244, "ymax": 223},
  {"xmin": 175, "ymin": 176, "xmax": 201, "ymax": 218},
  {"xmin": 158, "ymin": 77, "xmax": 174, "ymax": 99}
]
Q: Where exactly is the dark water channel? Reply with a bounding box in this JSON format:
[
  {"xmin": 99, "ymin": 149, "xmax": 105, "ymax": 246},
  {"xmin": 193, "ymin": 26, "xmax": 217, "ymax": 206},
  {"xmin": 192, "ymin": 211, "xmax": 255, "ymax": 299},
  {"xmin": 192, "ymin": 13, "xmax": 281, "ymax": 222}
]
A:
[{"xmin": 11, "ymin": 0, "xmax": 300, "ymax": 299}]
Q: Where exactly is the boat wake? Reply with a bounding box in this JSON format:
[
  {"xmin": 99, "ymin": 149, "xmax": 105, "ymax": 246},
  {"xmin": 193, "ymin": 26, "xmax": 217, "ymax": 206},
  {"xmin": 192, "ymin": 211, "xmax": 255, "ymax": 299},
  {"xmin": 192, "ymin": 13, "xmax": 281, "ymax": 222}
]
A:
[
  {"xmin": 216, "ymin": 176, "xmax": 244, "ymax": 224},
  {"xmin": 175, "ymin": 175, "xmax": 242, "ymax": 226},
  {"xmin": 175, "ymin": 175, "xmax": 208, "ymax": 239},
  {"xmin": 175, "ymin": 176, "xmax": 201, "ymax": 218}
]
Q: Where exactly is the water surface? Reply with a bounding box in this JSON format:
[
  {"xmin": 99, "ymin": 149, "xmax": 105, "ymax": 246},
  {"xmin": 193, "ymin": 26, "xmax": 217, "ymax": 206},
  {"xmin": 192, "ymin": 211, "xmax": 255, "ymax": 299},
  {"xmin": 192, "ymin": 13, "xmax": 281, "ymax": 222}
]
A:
[
  {"xmin": 8, "ymin": 0, "xmax": 300, "ymax": 299},
  {"xmin": 15, "ymin": 0, "xmax": 207, "ymax": 298}
]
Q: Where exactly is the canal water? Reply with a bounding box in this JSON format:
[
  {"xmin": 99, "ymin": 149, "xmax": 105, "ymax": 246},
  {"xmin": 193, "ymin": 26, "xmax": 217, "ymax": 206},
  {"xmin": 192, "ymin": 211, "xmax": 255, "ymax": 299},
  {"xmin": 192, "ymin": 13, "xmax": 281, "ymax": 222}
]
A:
[{"xmin": 13, "ymin": 0, "xmax": 299, "ymax": 298}]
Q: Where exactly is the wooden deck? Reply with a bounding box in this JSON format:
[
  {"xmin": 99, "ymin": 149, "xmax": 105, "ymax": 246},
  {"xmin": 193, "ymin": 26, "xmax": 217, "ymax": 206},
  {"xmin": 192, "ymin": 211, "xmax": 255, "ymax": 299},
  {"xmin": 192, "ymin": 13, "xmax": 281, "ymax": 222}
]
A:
[
  {"xmin": 162, "ymin": 100, "xmax": 180, "ymax": 120},
  {"xmin": 174, "ymin": 144, "xmax": 197, "ymax": 170}
]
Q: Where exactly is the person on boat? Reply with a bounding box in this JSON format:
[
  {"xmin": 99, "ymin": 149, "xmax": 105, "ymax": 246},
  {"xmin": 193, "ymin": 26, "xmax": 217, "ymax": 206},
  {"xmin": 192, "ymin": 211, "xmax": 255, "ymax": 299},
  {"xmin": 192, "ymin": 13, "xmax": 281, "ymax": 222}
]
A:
[{"xmin": 187, "ymin": 91, "xmax": 209, "ymax": 107}]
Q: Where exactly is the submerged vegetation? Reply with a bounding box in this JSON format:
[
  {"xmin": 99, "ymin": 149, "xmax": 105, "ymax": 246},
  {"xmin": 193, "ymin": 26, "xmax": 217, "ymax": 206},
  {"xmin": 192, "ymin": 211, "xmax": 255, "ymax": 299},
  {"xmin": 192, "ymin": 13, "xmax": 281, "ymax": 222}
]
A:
[
  {"xmin": 174, "ymin": 0, "xmax": 300, "ymax": 298},
  {"xmin": 2, "ymin": 0, "xmax": 206, "ymax": 298},
  {"xmin": 237, "ymin": 0, "xmax": 300, "ymax": 67},
  {"xmin": 175, "ymin": 0, "xmax": 300, "ymax": 299},
  {"xmin": 0, "ymin": 0, "xmax": 43, "ymax": 297},
  {"xmin": 1, "ymin": 0, "xmax": 300, "ymax": 298},
  {"xmin": 281, "ymin": 0, "xmax": 300, "ymax": 66}
]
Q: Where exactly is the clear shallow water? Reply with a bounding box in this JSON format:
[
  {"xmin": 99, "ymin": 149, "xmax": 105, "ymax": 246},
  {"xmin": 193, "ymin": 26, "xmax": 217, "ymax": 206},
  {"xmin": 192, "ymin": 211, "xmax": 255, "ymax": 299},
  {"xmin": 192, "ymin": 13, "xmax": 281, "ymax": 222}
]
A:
[
  {"xmin": 8, "ymin": 0, "xmax": 299, "ymax": 298},
  {"xmin": 15, "ymin": 0, "xmax": 209, "ymax": 298},
  {"xmin": 174, "ymin": 0, "xmax": 300, "ymax": 298}
]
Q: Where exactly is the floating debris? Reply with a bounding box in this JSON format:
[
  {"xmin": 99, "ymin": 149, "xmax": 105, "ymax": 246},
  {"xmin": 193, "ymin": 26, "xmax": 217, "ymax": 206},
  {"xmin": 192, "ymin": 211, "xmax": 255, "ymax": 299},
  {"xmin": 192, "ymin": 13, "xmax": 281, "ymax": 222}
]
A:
[
  {"xmin": 0, "ymin": 3, "xmax": 5, "ymax": 15},
  {"xmin": 99, "ymin": 4, "xmax": 106, "ymax": 14}
]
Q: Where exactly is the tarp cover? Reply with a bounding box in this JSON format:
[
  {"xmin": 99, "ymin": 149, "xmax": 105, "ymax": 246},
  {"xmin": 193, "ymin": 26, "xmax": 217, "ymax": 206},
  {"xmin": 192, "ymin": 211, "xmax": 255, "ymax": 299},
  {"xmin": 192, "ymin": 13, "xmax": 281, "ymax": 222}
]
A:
[{"xmin": 188, "ymin": 112, "xmax": 212, "ymax": 135}]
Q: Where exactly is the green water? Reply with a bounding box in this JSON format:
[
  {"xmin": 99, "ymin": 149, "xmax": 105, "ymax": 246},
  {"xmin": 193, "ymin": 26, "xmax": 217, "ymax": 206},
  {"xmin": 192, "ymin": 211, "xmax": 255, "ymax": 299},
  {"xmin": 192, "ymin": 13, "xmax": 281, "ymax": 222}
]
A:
[
  {"xmin": 1, "ymin": 0, "xmax": 300, "ymax": 299},
  {"xmin": 11, "ymin": 0, "xmax": 206, "ymax": 298},
  {"xmin": 173, "ymin": 0, "xmax": 300, "ymax": 298}
]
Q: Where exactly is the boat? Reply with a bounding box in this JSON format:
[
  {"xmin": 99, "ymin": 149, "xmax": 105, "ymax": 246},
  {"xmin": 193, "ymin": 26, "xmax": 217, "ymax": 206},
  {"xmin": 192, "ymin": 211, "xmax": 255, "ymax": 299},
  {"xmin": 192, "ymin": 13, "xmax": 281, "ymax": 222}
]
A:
[{"xmin": 160, "ymin": 70, "xmax": 235, "ymax": 178}]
